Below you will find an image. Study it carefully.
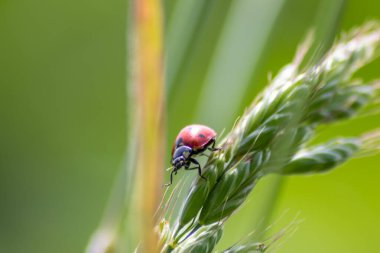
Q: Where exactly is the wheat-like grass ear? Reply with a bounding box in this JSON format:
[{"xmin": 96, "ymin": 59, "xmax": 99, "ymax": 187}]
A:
[{"xmin": 157, "ymin": 22, "xmax": 380, "ymax": 253}]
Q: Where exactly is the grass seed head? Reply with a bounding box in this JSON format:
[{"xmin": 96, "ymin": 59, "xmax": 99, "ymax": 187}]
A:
[{"xmin": 165, "ymin": 22, "xmax": 380, "ymax": 252}]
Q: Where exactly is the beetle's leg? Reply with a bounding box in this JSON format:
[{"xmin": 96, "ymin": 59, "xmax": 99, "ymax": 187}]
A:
[
  {"xmin": 185, "ymin": 158, "xmax": 207, "ymax": 181},
  {"xmin": 208, "ymin": 139, "xmax": 222, "ymax": 152},
  {"xmin": 164, "ymin": 170, "xmax": 175, "ymax": 187}
]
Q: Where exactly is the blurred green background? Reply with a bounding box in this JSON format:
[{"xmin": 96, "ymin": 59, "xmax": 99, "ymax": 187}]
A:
[{"xmin": 1, "ymin": 0, "xmax": 380, "ymax": 252}]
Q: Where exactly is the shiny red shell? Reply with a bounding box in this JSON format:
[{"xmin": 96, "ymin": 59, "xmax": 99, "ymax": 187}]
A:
[{"xmin": 172, "ymin": 124, "xmax": 217, "ymax": 155}]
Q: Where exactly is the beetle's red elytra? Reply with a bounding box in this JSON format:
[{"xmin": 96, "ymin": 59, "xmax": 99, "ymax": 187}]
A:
[
  {"xmin": 165, "ymin": 124, "xmax": 220, "ymax": 186},
  {"xmin": 171, "ymin": 124, "xmax": 217, "ymax": 155}
]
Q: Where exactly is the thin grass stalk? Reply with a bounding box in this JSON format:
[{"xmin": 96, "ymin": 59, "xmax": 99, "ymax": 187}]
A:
[{"xmin": 129, "ymin": 0, "xmax": 165, "ymax": 252}]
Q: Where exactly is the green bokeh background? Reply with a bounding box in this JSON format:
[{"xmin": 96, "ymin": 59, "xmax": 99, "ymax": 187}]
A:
[{"xmin": 1, "ymin": 0, "xmax": 379, "ymax": 252}]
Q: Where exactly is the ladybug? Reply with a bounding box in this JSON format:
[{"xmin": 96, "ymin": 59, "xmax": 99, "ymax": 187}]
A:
[{"xmin": 165, "ymin": 124, "xmax": 220, "ymax": 186}]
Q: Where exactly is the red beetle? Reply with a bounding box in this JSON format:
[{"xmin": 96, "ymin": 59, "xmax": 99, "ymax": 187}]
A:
[{"xmin": 165, "ymin": 124, "xmax": 220, "ymax": 186}]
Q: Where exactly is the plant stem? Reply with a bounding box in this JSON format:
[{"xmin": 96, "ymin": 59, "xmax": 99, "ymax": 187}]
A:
[{"xmin": 131, "ymin": 0, "xmax": 165, "ymax": 252}]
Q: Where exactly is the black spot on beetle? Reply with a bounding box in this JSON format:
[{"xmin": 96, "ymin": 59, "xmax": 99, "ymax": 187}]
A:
[{"xmin": 198, "ymin": 134, "xmax": 206, "ymax": 138}]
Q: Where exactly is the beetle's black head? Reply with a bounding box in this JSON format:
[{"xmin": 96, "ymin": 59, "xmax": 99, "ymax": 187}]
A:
[{"xmin": 171, "ymin": 146, "xmax": 192, "ymax": 170}]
